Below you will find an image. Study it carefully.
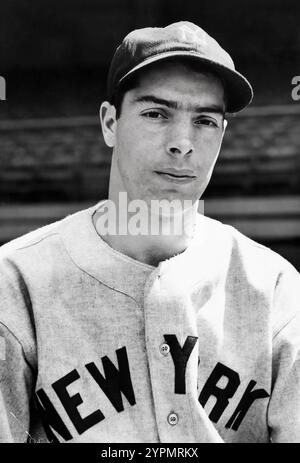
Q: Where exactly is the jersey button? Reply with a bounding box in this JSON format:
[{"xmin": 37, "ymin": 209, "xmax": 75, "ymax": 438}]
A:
[
  {"xmin": 167, "ymin": 412, "xmax": 179, "ymax": 426},
  {"xmin": 159, "ymin": 343, "xmax": 170, "ymax": 356}
]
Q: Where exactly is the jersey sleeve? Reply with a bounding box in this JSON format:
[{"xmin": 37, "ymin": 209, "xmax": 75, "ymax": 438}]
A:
[
  {"xmin": 268, "ymin": 265, "xmax": 300, "ymax": 443},
  {"xmin": 0, "ymin": 323, "xmax": 35, "ymax": 442},
  {"xmin": 0, "ymin": 252, "xmax": 38, "ymax": 443}
]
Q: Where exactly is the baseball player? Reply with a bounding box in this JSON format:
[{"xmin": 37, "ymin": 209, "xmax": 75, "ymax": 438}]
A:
[{"xmin": 0, "ymin": 21, "xmax": 300, "ymax": 443}]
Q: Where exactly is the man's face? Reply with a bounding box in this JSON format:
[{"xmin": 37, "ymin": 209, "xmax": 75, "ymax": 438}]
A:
[{"xmin": 103, "ymin": 61, "xmax": 227, "ymax": 205}]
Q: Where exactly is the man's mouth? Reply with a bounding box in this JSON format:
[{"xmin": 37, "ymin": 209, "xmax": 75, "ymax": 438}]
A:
[{"xmin": 154, "ymin": 169, "xmax": 196, "ymax": 183}]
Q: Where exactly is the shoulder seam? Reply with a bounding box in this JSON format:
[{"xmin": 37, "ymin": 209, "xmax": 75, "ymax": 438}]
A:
[{"xmin": 15, "ymin": 231, "xmax": 59, "ymax": 251}]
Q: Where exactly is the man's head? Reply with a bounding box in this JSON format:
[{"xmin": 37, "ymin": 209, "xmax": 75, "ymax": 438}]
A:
[
  {"xmin": 100, "ymin": 21, "xmax": 253, "ymax": 207},
  {"xmin": 107, "ymin": 21, "xmax": 253, "ymax": 115}
]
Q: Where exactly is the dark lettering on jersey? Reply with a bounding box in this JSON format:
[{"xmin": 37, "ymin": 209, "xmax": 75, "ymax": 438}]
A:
[
  {"xmin": 86, "ymin": 346, "xmax": 136, "ymax": 412},
  {"xmin": 198, "ymin": 361, "xmax": 270, "ymax": 430},
  {"xmin": 34, "ymin": 388, "xmax": 73, "ymax": 442},
  {"xmin": 34, "ymin": 341, "xmax": 270, "ymax": 440},
  {"xmin": 225, "ymin": 379, "xmax": 270, "ymax": 430},
  {"xmin": 164, "ymin": 334, "xmax": 198, "ymax": 394},
  {"xmin": 199, "ymin": 362, "xmax": 240, "ymax": 422},
  {"xmin": 34, "ymin": 346, "xmax": 135, "ymax": 441},
  {"xmin": 52, "ymin": 369, "xmax": 105, "ymax": 434}
]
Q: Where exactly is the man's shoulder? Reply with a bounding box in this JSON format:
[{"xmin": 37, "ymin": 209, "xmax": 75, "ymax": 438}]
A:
[
  {"xmin": 201, "ymin": 214, "xmax": 299, "ymax": 276},
  {"xmin": 0, "ymin": 205, "xmax": 95, "ymax": 261},
  {"xmin": 0, "ymin": 219, "xmax": 61, "ymax": 258}
]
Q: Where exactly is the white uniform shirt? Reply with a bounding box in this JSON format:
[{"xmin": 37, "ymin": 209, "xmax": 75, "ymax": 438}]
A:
[{"xmin": 0, "ymin": 203, "xmax": 299, "ymax": 443}]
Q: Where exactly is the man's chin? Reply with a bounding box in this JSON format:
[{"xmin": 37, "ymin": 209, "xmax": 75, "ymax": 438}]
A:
[{"xmin": 147, "ymin": 190, "xmax": 199, "ymax": 204}]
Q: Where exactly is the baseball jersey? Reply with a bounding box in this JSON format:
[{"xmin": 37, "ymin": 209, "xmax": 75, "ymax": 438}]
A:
[{"xmin": 0, "ymin": 202, "xmax": 300, "ymax": 443}]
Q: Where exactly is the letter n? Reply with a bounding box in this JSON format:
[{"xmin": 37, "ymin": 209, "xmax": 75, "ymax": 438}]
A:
[
  {"xmin": 34, "ymin": 389, "xmax": 72, "ymax": 442},
  {"xmin": 198, "ymin": 362, "xmax": 240, "ymax": 423}
]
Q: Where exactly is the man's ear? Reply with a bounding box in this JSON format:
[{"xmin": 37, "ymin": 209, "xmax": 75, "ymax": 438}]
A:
[{"xmin": 99, "ymin": 101, "xmax": 117, "ymax": 148}]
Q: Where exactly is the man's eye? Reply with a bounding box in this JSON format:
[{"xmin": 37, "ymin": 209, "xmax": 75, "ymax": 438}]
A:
[
  {"xmin": 142, "ymin": 111, "xmax": 165, "ymax": 119},
  {"xmin": 195, "ymin": 118, "xmax": 218, "ymax": 127}
]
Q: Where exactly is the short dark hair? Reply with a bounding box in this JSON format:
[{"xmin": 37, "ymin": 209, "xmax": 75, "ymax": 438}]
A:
[
  {"xmin": 110, "ymin": 58, "xmax": 228, "ymax": 119},
  {"xmin": 112, "ymin": 73, "xmax": 140, "ymax": 119}
]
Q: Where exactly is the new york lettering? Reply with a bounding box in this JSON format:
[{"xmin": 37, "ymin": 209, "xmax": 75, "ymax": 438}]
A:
[
  {"xmin": 164, "ymin": 334, "xmax": 198, "ymax": 394},
  {"xmin": 34, "ymin": 336, "xmax": 269, "ymax": 441},
  {"xmin": 198, "ymin": 362, "xmax": 270, "ymax": 429},
  {"xmin": 35, "ymin": 346, "xmax": 135, "ymax": 442}
]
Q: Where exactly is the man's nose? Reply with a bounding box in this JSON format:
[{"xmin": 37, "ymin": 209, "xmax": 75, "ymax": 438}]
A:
[{"xmin": 165, "ymin": 121, "xmax": 194, "ymax": 157}]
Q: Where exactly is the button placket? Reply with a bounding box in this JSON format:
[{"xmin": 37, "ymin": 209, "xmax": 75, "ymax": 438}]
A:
[{"xmin": 144, "ymin": 265, "xmax": 190, "ymax": 441}]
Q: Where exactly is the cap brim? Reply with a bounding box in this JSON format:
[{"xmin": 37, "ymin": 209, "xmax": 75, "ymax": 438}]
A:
[{"xmin": 118, "ymin": 50, "xmax": 253, "ymax": 113}]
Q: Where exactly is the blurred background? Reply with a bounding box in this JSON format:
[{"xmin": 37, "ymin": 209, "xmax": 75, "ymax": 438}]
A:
[{"xmin": 0, "ymin": 0, "xmax": 299, "ymax": 269}]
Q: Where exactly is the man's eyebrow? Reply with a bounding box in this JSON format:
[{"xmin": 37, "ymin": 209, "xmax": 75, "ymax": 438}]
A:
[
  {"xmin": 134, "ymin": 95, "xmax": 178, "ymax": 109},
  {"xmin": 133, "ymin": 95, "xmax": 225, "ymax": 116}
]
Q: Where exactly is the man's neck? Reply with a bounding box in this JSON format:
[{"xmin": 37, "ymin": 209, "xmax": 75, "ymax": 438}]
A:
[{"xmin": 93, "ymin": 197, "xmax": 198, "ymax": 267}]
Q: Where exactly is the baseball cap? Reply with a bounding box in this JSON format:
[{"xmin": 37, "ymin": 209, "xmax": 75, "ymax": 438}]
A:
[{"xmin": 107, "ymin": 21, "xmax": 253, "ymax": 113}]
